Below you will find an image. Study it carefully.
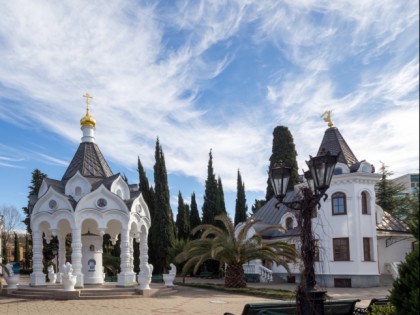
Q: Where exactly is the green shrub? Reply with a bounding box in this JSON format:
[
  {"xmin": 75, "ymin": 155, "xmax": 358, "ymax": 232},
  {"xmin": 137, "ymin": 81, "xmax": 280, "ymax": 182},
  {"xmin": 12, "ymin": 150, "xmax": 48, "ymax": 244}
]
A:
[{"xmin": 368, "ymin": 303, "xmax": 395, "ymax": 315}]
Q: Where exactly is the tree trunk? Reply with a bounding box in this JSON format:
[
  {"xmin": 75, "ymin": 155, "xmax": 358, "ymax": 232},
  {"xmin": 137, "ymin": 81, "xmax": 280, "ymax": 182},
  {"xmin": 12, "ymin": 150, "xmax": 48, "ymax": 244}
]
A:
[{"xmin": 225, "ymin": 263, "xmax": 246, "ymax": 288}]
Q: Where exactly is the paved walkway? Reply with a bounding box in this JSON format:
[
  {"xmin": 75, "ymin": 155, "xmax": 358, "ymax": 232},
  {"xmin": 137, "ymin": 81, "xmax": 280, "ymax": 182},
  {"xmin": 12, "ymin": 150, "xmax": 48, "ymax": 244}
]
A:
[{"xmin": 0, "ymin": 276, "xmax": 392, "ymax": 315}]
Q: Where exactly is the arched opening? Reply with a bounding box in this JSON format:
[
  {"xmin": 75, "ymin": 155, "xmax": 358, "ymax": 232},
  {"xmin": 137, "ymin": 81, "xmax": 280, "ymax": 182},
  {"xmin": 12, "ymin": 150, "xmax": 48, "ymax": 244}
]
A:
[
  {"xmin": 361, "ymin": 191, "xmax": 370, "ymax": 214},
  {"xmin": 332, "ymin": 192, "xmax": 347, "ymax": 215}
]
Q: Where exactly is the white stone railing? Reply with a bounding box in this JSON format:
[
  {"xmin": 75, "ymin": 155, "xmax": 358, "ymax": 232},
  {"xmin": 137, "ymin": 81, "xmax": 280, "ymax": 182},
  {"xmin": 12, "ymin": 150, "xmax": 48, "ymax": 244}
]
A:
[
  {"xmin": 258, "ymin": 265, "xmax": 273, "ymax": 283},
  {"xmin": 242, "ymin": 264, "xmax": 273, "ymax": 283},
  {"xmin": 387, "ymin": 262, "xmax": 400, "ymax": 280}
]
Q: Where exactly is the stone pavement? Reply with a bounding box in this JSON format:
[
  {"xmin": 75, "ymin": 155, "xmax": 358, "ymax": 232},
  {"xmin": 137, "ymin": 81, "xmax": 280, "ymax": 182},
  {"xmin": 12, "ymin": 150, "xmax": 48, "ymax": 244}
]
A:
[{"xmin": 0, "ymin": 276, "xmax": 392, "ymax": 315}]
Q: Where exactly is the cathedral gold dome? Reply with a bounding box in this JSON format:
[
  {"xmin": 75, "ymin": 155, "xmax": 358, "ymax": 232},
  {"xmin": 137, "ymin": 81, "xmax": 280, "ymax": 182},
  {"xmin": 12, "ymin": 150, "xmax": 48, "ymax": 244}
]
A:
[{"xmin": 80, "ymin": 111, "xmax": 96, "ymax": 127}]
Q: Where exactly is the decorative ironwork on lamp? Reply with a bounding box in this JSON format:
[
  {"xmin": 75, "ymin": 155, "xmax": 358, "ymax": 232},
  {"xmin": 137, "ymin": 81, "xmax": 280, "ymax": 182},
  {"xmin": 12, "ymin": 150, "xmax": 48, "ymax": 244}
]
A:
[{"xmin": 269, "ymin": 148, "xmax": 339, "ymax": 315}]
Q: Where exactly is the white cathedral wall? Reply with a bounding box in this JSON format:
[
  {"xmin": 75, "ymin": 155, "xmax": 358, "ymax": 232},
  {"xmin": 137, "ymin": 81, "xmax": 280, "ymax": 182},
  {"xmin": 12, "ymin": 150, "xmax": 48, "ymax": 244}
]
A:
[
  {"xmin": 312, "ymin": 172, "xmax": 380, "ymax": 277},
  {"xmin": 377, "ymin": 237, "xmax": 413, "ymax": 274}
]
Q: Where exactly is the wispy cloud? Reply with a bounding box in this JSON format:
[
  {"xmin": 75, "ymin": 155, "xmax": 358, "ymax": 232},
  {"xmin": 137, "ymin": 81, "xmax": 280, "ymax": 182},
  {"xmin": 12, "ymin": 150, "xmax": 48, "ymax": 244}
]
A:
[{"xmin": 0, "ymin": 0, "xmax": 418, "ymax": 201}]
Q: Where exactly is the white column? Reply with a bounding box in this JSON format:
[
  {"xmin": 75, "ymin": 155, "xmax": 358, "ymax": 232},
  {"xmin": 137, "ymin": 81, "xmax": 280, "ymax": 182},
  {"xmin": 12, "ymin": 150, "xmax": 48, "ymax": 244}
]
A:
[
  {"xmin": 129, "ymin": 235, "xmax": 136, "ymax": 282},
  {"xmin": 71, "ymin": 229, "xmax": 84, "ymax": 287},
  {"xmin": 30, "ymin": 231, "xmax": 46, "ymax": 286},
  {"xmin": 117, "ymin": 228, "xmax": 133, "ymax": 286},
  {"xmin": 137, "ymin": 229, "xmax": 151, "ymax": 290},
  {"xmin": 57, "ymin": 234, "xmax": 66, "ymax": 283}
]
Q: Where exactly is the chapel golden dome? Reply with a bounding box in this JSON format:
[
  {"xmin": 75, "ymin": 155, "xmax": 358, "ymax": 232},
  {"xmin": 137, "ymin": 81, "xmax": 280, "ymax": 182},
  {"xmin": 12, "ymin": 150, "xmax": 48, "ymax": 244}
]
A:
[{"xmin": 80, "ymin": 93, "xmax": 96, "ymax": 128}]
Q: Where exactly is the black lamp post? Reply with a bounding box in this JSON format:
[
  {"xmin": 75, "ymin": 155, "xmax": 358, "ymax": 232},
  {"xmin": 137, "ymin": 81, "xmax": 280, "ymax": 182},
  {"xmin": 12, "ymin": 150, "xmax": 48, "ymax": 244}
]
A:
[{"xmin": 269, "ymin": 148, "xmax": 339, "ymax": 315}]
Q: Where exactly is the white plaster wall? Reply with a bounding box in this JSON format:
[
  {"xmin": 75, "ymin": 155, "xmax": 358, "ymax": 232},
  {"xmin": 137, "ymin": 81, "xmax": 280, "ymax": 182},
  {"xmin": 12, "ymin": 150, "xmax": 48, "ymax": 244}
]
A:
[{"xmin": 377, "ymin": 237, "xmax": 413, "ymax": 274}]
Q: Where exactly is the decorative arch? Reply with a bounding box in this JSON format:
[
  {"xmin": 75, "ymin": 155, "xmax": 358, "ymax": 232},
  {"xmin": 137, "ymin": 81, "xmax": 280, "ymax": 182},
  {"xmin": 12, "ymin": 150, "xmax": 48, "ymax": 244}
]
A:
[
  {"xmin": 75, "ymin": 184, "xmax": 130, "ymax": 214},
  {"xmin": 280, "ymin": 212, "xmax": 297, "ymax": 230},
  {"xmin": 65, "ymin": 171, "xmax": 91, "ymax": 202},
  {"xmin": 110, "ymin": 176, "xmax": 130, "ymax": 200},
  {"xmin": 360, "ymin": 190, "xmax": 371, "ymax": 215},
  {"xmin": 129, "ymin": 194, "xmax": 151, "ymax": 229},
  {"xmin": 358, "ymin": 161, "xmax": 374, "ymax": 173},
  {"xmin": 38, "ymin": 179, "xmax": 49, "ymax": 198},
  {"xmin": 32, "ymin": 186, "xmax": 74, "ymax": 216},
  {"xmin": 333, "ymin": 162, "xmax": 350, "ymax": 175},
  {"xmin": 331, "ymin": 191, "xmax": 347, "ymax": 215}
]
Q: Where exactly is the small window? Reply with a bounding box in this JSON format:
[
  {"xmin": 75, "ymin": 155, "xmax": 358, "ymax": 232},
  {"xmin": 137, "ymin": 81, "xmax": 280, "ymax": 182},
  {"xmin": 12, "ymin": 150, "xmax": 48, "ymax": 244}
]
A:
[
  {"xmin": 117, "ymin": 189, "xmax": 122, "ymax": 198},
  {"xmin": 361, "ymin": 165, "xmax": 370, "ymax": 173},
  {"xmin": 361, "ymin": 192, "xmax": 369, "ymax": 215},
  {"xmin": 75, "ymin": 186, "xmax": 82, "ymax": 196},
  {"xmin": 333, "ymin": 238, "xmax": 350, "ymax": 261},
  {"xmin": 334, "ymin": 278, "xmax": 352, "ymax": 288},
  {"xmin": 333, "ymin": 168, "xmax": 343, "ymax": 175},
  {"xmin": 363, "ymin": 238, "xmax": 372, "ymax": 261},
  {"xmin": 286, "ymin": 217, "xmax": 294, "ymax": 230},
  {"xmin": 332, "ymin": 192, "xmax": 347, "ymax": 215}
]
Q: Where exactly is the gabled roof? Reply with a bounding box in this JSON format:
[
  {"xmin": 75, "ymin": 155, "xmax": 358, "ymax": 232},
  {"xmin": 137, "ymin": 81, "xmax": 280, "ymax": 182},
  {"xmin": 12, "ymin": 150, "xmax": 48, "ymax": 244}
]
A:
[
  {"xmin": 62, "ymin": 142, "xmax": 113, "ymax": 181},
  {"xmin": 43, "ymin": 178, "xmax": 65, "ymax": 194},
  {"xmin": 317, "ymin": 127, "xmax": 358, "ymax": 167},
  {"xmin": 91, "ymin": 173, "xmax": 121, "ymax": 191},
  {"xmin": 253, "ymin": 192, "xmax": 301, "ymax": 238},
  {"xmin": 376, "ymin": 211, "xmax": 410, "ymax": 234}
]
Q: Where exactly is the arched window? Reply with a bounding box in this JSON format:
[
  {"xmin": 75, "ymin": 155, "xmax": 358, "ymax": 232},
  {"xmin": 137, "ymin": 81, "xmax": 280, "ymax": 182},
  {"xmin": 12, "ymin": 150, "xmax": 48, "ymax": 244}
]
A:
[
  {"xmin": 332, "ymin": 192, "xmax": 347, "ymax": 215},
  {"xmin": 361, "ymin": 191, "xmax": 370, "ymax": 214},
  {"xmin": 334, "ymin": 167, "xmax": 343, "ymax": 175},
  {"xmin": 286, "ymin": 217, "xmax": 294, "ymax": 230},
  {"xmin": 75, "ymin": 186, "xmax": 82, "ymax": 196},
  {"xmin": 117, "ymin": 189, "xmax": 122, "ymax": 198}
]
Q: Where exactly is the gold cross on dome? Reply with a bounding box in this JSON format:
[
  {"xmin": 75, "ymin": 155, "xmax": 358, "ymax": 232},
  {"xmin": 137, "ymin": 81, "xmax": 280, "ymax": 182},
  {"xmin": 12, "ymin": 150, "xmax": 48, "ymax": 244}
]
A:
[{"xmin": 83, "ymin": 93, "xmax": 93, "ymax": 111}]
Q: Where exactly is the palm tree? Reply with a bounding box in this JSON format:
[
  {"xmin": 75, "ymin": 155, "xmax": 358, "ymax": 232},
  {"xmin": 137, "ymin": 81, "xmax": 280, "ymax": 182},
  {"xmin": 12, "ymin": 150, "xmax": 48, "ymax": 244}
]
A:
[{"xmin": 175, "ymin": 214, "xmax": 298, "ymax": 288}]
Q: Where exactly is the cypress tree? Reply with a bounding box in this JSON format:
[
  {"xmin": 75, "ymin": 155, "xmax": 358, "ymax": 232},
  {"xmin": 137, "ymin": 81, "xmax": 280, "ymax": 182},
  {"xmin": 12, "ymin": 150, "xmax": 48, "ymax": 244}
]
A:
[
  {"xmin": 266, "ymin": 126, "xmax": 299, "ymax": 201},
  {"xmin": 189, "ymin": 193, "xmax": 201, "ymax": 239},
  {"xmin": 216, "ymin": 177, "xmax": 227, "ymax": 215},
  {"xmin": 234, "ymin": 170, "xmax": 248, "ymax": 226},
  {"xmin": 138, "ymin": 156, "xmax": 156, "ymax": 269},
  {"xmin": 176, "ymin": 191, "xmax": 190, "ymax": 240},
  {"xmin": 14, "ymin": 233, "xmax": 21, "ymax": 262},
  {"xmin": 202, "ymin": 150, "xmax": 218, "ymax": 225},
  {"xmin": 22, "ymin": 169, "xmax": 47, "ymax": 233},
  {"xmin": 150, "ymin": 138, "xmax": 175, "ymax": 273},
  {"xmin": 138, "ymin": 156, "xmax": 154, "ymax": 213}
]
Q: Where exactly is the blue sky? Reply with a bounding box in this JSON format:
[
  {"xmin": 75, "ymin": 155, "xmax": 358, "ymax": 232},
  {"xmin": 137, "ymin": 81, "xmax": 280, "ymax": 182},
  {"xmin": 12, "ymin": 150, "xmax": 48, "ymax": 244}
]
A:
[{"xmin": 0, "ymin": 0, "xmax": 418, "ymax": 228}]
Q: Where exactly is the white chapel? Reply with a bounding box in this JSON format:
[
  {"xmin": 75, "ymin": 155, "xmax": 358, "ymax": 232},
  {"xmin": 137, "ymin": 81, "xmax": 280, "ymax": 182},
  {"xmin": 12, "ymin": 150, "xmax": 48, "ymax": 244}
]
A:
[{"xmin": 29, "ymin": 95, "xmax": 152, "ymax": 288}]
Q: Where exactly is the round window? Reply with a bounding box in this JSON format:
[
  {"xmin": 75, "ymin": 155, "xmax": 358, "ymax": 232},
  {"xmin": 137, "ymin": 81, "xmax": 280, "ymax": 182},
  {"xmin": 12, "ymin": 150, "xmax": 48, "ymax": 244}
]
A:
[
  {"xmin": 49, "ymin": 199, "xmax": 57, "ymax": 210},
  {"xmin": 96, "ymin": 198, "xmax": 107, "ymax": 208}
]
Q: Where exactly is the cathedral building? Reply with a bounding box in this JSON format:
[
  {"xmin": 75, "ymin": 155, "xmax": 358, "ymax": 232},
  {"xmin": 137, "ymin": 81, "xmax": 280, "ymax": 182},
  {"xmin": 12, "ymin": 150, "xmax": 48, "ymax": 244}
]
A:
[
  {"xmin": 250, "ymin": 121, "xmax": 414, "ymax": 288},
  {"xmin": 29, "ymin": 95, "xmax": 152, "ymax": 288}
]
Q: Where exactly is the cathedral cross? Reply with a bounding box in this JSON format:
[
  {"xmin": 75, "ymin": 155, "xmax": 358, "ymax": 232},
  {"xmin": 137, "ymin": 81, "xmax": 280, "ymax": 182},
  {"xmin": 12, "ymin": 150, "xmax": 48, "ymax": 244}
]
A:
[{"xmin": 83, "ymin": 93, "xmax": 93, "ymax": 112}]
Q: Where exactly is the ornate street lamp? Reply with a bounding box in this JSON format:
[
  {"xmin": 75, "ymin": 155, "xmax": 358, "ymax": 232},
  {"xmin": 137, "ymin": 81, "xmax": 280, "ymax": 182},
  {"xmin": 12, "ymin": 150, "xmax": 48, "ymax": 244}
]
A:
[{"xmin": 269, "ymin": 148, "xmax": 339, "ymax": 315}]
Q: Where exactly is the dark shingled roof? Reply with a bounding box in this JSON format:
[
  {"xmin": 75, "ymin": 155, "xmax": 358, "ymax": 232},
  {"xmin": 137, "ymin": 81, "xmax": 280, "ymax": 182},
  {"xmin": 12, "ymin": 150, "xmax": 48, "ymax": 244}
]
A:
[
  {"xmin": 44, "ymin": 178, "xmax": 65, "ymax": 194},
  {"xmin": 62, "ymin": 142, "xmax": 113, "ymax": 181},
  {"xmin": 253, "ymin": 192, "xmax": 301, "ymax": 238},
  {"xmin": 91, "ymin": 173, "xmax": 121, "ymax": 191},
  {"xmin": 317, "ymin": 127, "xmax": 358, "ymax": 167}
]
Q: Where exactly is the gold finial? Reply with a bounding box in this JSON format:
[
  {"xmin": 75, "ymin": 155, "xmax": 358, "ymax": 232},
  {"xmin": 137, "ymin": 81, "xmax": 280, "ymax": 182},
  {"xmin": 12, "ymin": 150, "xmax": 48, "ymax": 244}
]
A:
[
  {"xmin": 321, "ymin": 110, "xmax": 333, "ymax": 128},
  {"xmin": 80, "ymin": 93, "xmax": 96, "ymax": 127}
]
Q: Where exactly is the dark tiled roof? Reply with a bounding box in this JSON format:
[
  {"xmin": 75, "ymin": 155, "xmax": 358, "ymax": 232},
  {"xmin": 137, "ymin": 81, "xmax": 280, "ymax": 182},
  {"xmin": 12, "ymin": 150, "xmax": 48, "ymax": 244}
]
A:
[
  {"xmin": 91, "ymin": 173, "xmax": 121, "ymax": 190},
  {"xmin": 44, "ymin": 178, "xmax": 65, "ymax": 194},
  {"xmin": 253, "ymin": 192, "xmax": 301, "ymax": 238},
  {"xmin": 62, "ymin": 142, "xmax": 113, "ymax": 181},
  {"xmin": 377, "ymin": 211, "xmax": 410, "ymax": 233},
  {"xmin": 317, "ymin": 127, "xmax": 358, "ymax": 167}
]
